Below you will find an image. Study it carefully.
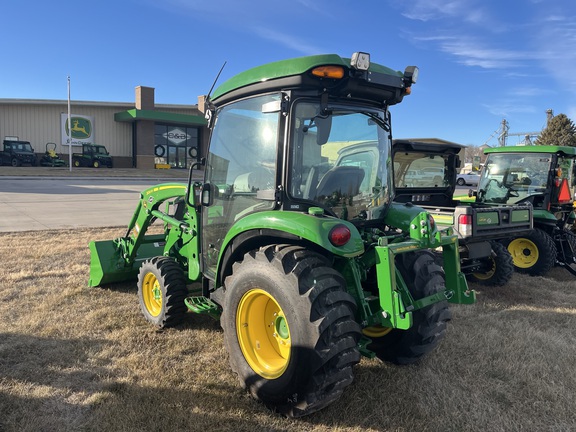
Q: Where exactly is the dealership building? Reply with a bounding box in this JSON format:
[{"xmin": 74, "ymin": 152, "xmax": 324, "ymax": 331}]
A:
[{"xmin": 0, "ymin": 86, "xmax": 208, "ymax": 169}]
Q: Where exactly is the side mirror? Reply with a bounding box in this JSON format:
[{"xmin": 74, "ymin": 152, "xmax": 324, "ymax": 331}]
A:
[
  {"xmin": 186, "ymin": 159, "xmax": 205, "ymax": 207},
  {"xmin": 201, "ymin": 183, "xmax": 219, "ymax": 206}
]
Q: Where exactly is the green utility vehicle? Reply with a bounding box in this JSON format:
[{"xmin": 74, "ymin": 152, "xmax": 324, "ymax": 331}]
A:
[
  {"xmin": 477, "ymin": 145, "xmax": 576, "ymax": 276},
  {"xmin": 0, "ymin": 137, "xmax": 37, "ymax": 166},
  {"xmin": 89, "ymin": 52, "xmax": 475, "ymax": 417},
  {"xmin": 72, "ymin": 143, "xmax": 112, "ymax": 168},
  {"xmin": 392, "ymin": 140, "xmax": 533, "ymax": 286}
]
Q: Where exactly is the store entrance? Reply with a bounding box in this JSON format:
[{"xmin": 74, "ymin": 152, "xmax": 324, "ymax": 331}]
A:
[{"xmin": 166, "ymin": 145, "xmax": 187, "ymax": 168}]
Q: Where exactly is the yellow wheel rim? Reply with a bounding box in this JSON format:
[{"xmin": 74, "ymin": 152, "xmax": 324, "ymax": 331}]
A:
[
  {"xmin": 362, "ymin": 325, "xmax": 393, "ymax": 338},
  {"xmin": 142, "ymin": 272, "xmax": 162, "ymax": 317},
  {"xmin": 237, "ymin": 289, "xmax": 291, "ymax": 379},
  {"xmin": 508, "ymin": 238, "xmax": 539, "ymax": 269},
  {"xmin": 472, "ymin": 257, "xmax": 496, "ymax": 280}
]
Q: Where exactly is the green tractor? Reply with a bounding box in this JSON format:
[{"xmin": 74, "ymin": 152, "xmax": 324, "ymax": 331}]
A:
[
  {"xmin": 477, "ymin": 145, "xmax": 576, "ymax": 276},
  {"xmin": 89, "ymin": 52, "xmax": 475, "ymax": 417}
]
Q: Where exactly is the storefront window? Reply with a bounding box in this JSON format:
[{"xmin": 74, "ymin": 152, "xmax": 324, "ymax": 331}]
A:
[{"xmin": 154, "ymin": 124, "xmax": 200, "ymax": 168}]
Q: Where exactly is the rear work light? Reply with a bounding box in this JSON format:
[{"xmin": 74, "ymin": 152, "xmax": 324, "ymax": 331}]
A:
[
  {"xmin": 311, "ymin": 65, "xmax": 345, "ymax": 79},
  {"xmin": 329, "ymin": 225, "xmax": 351, "ymax": 246}
]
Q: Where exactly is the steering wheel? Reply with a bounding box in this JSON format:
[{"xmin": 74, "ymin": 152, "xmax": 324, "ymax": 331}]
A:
[{"xmin": 507, "ymin": 188, "xmax": 519, "ymax": 198}]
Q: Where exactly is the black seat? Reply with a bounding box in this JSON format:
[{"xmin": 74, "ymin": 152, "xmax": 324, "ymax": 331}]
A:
[{"xmin": 314, "ymin": 166, "xmax": 365, "ymax": 200}]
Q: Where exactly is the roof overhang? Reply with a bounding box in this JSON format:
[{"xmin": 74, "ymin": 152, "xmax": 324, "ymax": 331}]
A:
[{"xmin": 114, "ymin": 109, "xmax": 206, "ymax": 126}]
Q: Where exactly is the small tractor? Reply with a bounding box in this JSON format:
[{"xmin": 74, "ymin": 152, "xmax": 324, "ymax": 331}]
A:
[
  {"xmin": 477, "ymin": 145, "xmax": 576, "ymax": 276},
  {"xmin": 39, "ymin": 142, "xmax": 67, "ymax": 167},
  {"xmin": 89, "ymin": 52, "xmax": 475, "ymax": 417}
]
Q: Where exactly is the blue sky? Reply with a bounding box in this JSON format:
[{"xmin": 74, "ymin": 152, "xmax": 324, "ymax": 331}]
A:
[{"xmin": 2, "ymin": 0, "xmax": 575, "ymax": 147}]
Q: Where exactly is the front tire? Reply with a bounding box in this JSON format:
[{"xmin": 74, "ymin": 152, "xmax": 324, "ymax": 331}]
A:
[
  {"xmin": 505, "ymin": 228, "xmax": 556, "ymax": 276},
  {"xmin": 222, "ymin": 245, "xmax": 361, "ymax": 418},
  {"xmin": 457, "ymin": 178, "xmax": 465, "ymax": 186},
  {"xmin": 137, "ymin": 257, "xmax": 188, "ymax": 328},
  {"xmin": 468, "ymin": 241, "xmax": 514, "ymax": 286},
  {"xmin": 93, "ymin": 160, "xmax": 100, "ymax": 168},
  {"xmin": 366, "ymin": 251, "xmax": 451, "ymax": 365}
]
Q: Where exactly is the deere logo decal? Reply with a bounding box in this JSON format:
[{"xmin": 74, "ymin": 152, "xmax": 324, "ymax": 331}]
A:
[{"xmin": 66, "ymin": 117, "xmax": 92, "ymax": 139}]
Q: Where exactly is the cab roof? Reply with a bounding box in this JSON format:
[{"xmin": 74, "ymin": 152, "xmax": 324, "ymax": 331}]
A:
[
  {"xmin": 210, "ymin": 53, "xmax": 408, "ymax": 107},
  {"xmin": 484, "ymin": 145, "xmax": 576, "ymax": 157}
]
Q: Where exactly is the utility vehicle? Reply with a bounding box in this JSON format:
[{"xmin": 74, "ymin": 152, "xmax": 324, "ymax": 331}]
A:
[
  {"xmin": 392, "ymin": 140, "xmax": 532, "ymax": 286},
  {"xmin": 478, "ymin": 145, "xmax": 576, "ymax": 276},
  {"xmin": 0, "ymin": 137, "xmax": 37, "ymax": 166},
  {"xmin": 72, "ymin": 143, "xmax": 112, "ymax": 168},
  {"xmin": 89, "ymin": 52, "xmax": 475, "ymax": 417}
]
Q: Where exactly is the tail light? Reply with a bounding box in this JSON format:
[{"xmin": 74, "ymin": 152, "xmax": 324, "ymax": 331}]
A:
[
  {"xmin": 458, "ymin": 213, "xmax": 473, "ymax": 237},
  {"xmin": 329, "ymin": 225, "xmax": 351, "ymax": 246}
]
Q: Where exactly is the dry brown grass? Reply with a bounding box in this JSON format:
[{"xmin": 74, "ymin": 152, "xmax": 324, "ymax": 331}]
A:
[{"xmin": 1, "ymin": 228, "xmax": 575, "ymax": 432}]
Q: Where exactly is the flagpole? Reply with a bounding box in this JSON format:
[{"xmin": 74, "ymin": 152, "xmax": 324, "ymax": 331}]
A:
[{"xmin": 68, "ymin": 76, "xmax": 72, "ymax": 171}]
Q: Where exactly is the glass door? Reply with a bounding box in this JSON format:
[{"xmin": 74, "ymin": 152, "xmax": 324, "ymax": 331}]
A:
[
  {"xmin": 167, "ymin": 145, "xmax": 187, "ymax": 168},
  {"xmin": 177, "ymin": 146, "xmax": 187, "ymax": 168}
]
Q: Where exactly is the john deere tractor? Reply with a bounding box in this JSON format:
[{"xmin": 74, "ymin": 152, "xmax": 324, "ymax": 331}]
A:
[
  {"xmin": 89, "ymin": 52, "xmax": 474, "ymax": 417},
  {"xmin": 477, "ymin": 145, "xmax": 576, "ymax": 276}
]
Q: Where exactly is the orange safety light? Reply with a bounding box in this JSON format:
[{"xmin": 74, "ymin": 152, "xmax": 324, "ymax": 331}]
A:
[
  {"xmin": 557, "ymin": 178, "xmax": 572, "ymax": 204},
  {"xmin": 311, "ymin": 65, "xmax": 345, "ymax": 79}
]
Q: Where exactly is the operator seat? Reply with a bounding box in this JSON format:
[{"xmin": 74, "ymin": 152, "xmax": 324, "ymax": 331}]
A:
[{"xmin": 313, "ymin": 166, "xmax": 365, "ymax": 201}]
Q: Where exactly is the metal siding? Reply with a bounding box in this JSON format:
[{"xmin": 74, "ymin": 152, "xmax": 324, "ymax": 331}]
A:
[
  {"xmin": 0, "ymin": 101, "xmax": 202, "ymax": 158},
  {"xmin": 0, "ymin": 103, "xmax": 132, "ymax": 156}
]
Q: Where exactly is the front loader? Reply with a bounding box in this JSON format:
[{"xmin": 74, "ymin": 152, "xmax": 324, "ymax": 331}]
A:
[{"xmin": 89, "ymin": 52, "xmax": 475, "ymax": 417}]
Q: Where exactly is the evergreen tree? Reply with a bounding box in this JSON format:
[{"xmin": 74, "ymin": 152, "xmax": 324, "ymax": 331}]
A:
[{"xmin": 535, "ymin": 113, "xmax": 576, "ymax": 146}]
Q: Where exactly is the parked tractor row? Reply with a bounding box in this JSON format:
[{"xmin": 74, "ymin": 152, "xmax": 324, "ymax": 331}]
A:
[{"xmin": 87, "ymin": 52, "xmax": 576, "ymax": 418}]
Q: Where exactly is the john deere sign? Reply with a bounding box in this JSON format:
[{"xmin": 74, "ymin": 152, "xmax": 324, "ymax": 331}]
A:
[{"xmin": 61, "ymin": 114, "xmax": 95, "ymax": 146}]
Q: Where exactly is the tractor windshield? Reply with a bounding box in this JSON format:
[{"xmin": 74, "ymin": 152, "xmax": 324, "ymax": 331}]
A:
[
  {"xmin": 477, "ymin": 153, "xmax": 553, "ymax": 206},
  {"xmin": 289, "ymin": 101, "xmax": 392, "ymax": 221}
]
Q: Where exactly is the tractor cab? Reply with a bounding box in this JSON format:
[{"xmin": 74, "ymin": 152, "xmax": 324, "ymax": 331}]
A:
[{"xmin": 199, "ymin": 53, "xmax": 419, "ymax": 280}]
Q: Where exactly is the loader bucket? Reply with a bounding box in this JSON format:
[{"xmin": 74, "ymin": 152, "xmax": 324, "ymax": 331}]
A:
[{"xmin": 88, "ymin": 235, "xmax": 166, "ymax": 287}]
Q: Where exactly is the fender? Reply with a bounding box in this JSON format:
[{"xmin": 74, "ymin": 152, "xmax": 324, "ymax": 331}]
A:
[{"xmin": 215, "ymin": 210, "xmax": 365, "ymax": 281}]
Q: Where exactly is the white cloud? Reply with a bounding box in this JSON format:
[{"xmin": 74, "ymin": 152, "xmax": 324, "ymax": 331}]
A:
[
  {"xmin": 400, "ymin": 0, "xmax": 490, "ymax": 25},
  {"xmin": 482, "ymin": 102, "xmax": 538, "ymax": 117},
  {"xmin": 252, "ymin": 27, "xmax": 323, "ymax": 56},
  {"xmin": 411, "ymin": 35, "xmax": 529, "ymax": 69},
  {"xmin": 508, "ymin": 87, "xmax": 547, "ymax": 97}
]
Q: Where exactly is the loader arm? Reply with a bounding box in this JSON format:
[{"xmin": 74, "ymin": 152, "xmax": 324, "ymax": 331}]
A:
[
  {"xmin": 88, "ymin": 183, "xmax": 194, "ymax": 287},
  {"xmin": 120, "ymin": 183, "xmax": 189, "ymax": 263}
]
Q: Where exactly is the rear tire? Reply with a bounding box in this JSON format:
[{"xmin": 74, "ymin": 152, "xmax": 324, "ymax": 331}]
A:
[
  {"xmin": 11, "ymin": 158, "xmax": 20, "ymax": 167},
  {"xmin": 222, "ymin": 244, "xmax": 361, "ymax": 418},
  {"xmin": 137, "ymin": 257, "xmax": 188, "ymax": 328},
  {"xmin": 468, "ymin": 241, "xmax": 514, "ymax": 286},
  {"xmin": 366, "ymin": 251, "xmax": 451, "ymax": 365},
  {"xmin": 457, "ymin": 178, "xmax": 465, "ymax": 186},
  {"xmin": 505, "ymin": 228, "xmax": 556, "ymax": 276},
  {"xmin": 73, "ymin": 159, "xmax": 81, "ymax": 167}
]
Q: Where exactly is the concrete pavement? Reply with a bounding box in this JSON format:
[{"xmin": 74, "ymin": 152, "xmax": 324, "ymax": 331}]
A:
[{"xmin": 0, "ymin": 168, "xmax": 190, "ymax": 232}]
